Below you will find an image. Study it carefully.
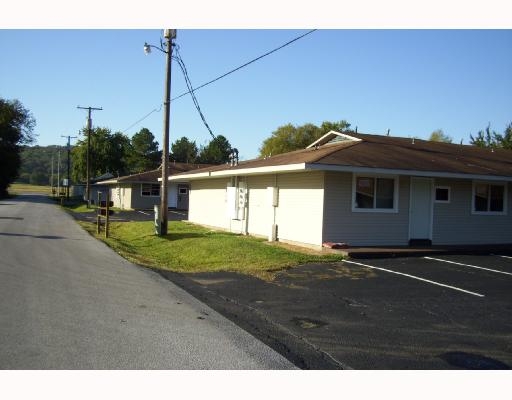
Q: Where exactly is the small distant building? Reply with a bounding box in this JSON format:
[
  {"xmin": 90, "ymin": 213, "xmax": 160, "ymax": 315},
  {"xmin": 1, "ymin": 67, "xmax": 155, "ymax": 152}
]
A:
[
  {"xmin": 71, "ymin": 172, "xmax": 114, "ymax": 203},
  {"xmin": 96, "ymin": 163, "xmax": 209, "ymax": 210}
]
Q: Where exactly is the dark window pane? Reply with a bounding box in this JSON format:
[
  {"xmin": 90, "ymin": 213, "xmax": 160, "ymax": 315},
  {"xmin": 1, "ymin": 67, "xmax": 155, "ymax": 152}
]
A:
[
  {"xmin": 474, "ymin": 184, "xmax": 488, "ymax": 211},
  {"xmin": 356, "ymin": 177, "xmax": 374, "ymax": 208},
  {"xmin": 376, "ymin": 178, "xmax": 394, "ymax": 208},
  {"xmin": 435, "ymin": 188, "xmax": 449, "ymax": 202},
  {"xmin": 489, "ymin": 185, "xmax": 504, "ymax": 212}
]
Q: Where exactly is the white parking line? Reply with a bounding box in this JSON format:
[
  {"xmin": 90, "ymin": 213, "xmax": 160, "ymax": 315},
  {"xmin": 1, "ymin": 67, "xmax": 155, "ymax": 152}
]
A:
[
  {"xmin": 424, "ymin": 257, "xmax": 512, "ymax": 277},
  {"xmin": 343, "ymin": 260, "xmax": 484, "ymax": 297},
  {"xmin": 500, "ymin": 255, "xmax": 512, "ymax": 260},
  {"xmin": 137, "ymin": 211, "xmax": 151, "ymax": 216}
]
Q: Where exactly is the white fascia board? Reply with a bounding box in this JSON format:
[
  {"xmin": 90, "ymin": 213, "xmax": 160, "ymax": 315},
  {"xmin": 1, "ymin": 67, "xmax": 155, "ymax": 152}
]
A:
[
  {"xmin": 306, "ymin": 163, "xmax": 512, "ymax": 182},
  {"xmin": 93, "ymin": 180, "xmax": 118, "ymax": 185},
  {"xmin": 167, "ymin": 163, "xmax": 307, "ymax": 181},
  {"xmin": 166, "ymin": 172, "xmax": 213, "ymax": 182},
  {"xmin": 210, "ymin": 163, "xmax": 306, "ymax": 177}
]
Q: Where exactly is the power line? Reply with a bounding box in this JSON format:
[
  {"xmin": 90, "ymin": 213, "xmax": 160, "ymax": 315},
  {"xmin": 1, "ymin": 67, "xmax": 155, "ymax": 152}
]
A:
[
  {"xmin": 171, "ymin": 29, "xmax": 317, "ymax": 101},
  {"xmin": 122, "ymin": 29, "xmax": 317, "ymax": 134},
  {"xmin": 173, "ymin": 48, "xmax": 216, "ymax": 140},
  {"xmin": 122, "ymin": 104, "xmax": 162, "ymax": 133}
]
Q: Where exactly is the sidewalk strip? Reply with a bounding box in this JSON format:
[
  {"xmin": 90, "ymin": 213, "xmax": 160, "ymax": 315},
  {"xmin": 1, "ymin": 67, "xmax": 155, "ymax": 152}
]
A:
[
  {"xmin": 343, "ymin": 260, "xmax": 484, "ymax": 297},
  {"xmin": 424, "ymin": 257, "xmax": 512, "ymax": 277}
]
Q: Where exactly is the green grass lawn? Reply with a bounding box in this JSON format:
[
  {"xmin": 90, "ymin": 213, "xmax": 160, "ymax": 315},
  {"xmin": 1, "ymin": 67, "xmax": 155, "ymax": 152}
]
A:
[
  {"xmin": 8, "ymin": 183, "xmax": 52, "ymax": 195},
  {"xmin": 79, "ymin": 220, "xmax": 344, "ymax": 279}
]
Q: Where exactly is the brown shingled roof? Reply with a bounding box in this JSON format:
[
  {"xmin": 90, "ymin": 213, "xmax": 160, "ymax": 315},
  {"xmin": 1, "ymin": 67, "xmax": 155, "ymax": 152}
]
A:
[
  {"xmin": 316, "ymin": 133, "xmax": 512, "ymax": 177},
  {"xmin": 99, "ymin": 162, "xmax": 213, "ymax": 184},
  {"xmin": 171, "ymin": 132, "xmax": 512, "ymax": 180}
]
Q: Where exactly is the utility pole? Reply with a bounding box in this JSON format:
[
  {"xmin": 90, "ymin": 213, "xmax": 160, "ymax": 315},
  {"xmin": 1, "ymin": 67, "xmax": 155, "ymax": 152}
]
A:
[
  {"xmin": 77, "ymin": 106, "xmax": 102, "ymax": 207},
  {"xmin": 57, "ymin": 151, "xmax": 61, "ymax": 197},
  {"xmin": 51, "ymin": 155, "xmax": 54, "ymax": 196},
  {"xmin": 61, "ymin": 135, "xmax": 77, "ymax": 200},
  {"xmin": 160, "ymin": 29, "xmax": 175, "ymax": 236}
]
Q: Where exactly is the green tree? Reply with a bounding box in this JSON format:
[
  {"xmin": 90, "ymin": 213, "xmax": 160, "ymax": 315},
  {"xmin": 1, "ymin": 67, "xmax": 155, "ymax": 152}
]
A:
[
  {"xmin": 0, "ymin": 98, "xmax": 36, "ymax": 197},
  {"xmin": 468, "ymin": 123, "xmax": 512, "ymax": 149},
  {"xmin": 127, "ymin": 128, "xmax": 161, "ymax": 173},
  {"xmin": 71, "ymin": 127, "xmax": 131, "ymax": 182},
  {"xmin": 259, "ymin": 120, "xmax": 351, "ymax": 157},
  {"xmin": 197, "ymin": 135, "xmax": 232, "ymax": 164},
  {"xmin": 429, "ymin": 129, "xmax": 452, "ymax": 143},
  {"xmin": 171, "ymin": 136, "xmax": 198, "ymax": 163},
  {"xmin": 493, "ymin": 122, "xmax": 512, "ymax": 150}
]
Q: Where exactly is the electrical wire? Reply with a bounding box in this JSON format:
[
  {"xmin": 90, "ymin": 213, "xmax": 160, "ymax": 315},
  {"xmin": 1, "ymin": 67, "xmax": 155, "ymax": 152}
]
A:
[
  {"xmin": 122, "ymin": 29, "xmax": 317, "ymax": 134},
  {"xmin": 122, "ymin": 104, "xmax": 162, "ymax": 133},
  {"xmin": 173, "ymin": 48, "xmax": 216, "ymax": 140},
  {"xmin": 171, "ymin": 29, "xmax": 317, "ymax": 101}
]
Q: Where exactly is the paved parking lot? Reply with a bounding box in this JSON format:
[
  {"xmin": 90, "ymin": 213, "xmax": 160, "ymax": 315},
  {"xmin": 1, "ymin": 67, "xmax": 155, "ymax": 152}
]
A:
[{"xmin": 168, "ymin": 252, "xmax": 512, "ymax": 369}]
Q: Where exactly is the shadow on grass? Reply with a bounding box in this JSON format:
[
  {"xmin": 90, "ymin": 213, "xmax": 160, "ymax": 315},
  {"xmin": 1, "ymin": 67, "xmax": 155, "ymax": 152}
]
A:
[{"xmin": 160, "ymin": 232, "xmax": 212, "ymax": 241}]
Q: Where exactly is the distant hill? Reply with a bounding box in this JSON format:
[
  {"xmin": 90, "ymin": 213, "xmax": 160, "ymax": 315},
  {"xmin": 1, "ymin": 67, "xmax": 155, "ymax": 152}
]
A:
[{"xmin": 17, "ymin": 145, "xmax": 69, "ymax": 186}]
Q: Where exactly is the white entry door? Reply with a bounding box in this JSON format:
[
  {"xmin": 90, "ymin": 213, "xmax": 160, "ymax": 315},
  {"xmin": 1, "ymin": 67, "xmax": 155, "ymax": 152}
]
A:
[{"xmin": 409, "ymin": 177, "xmax": 433, "ymax": 242}]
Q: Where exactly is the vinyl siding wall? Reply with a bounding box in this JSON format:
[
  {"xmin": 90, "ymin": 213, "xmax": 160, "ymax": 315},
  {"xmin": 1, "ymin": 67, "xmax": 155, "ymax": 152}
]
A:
[
  {"xmin": 322, "ymin": 171, "xmax": 410, "ymax": 246},
  {"xmin": 246, "ymin": 175, "xmax": 275, "ymax": 238},
  {"xmin": 274, "ymin": 171, "xmax": 325, "ymax": 247},
  {"xmin": 189, "ymin": 178, "xmax": 231, "ymax": 230},
  {"xmin": 109, "ymin": 183, "xmax": 182, "ymax": 210},
  {"xmin": 432, "ymin": 179, "xmax": 512, "ymax": 244},
  {"xmin": 188, "ymin": 171, "xmax": 325, "ymax": 247},
  {"xmin": 110, "ymin": 184, "xmax": 131, "ymax": 209}
]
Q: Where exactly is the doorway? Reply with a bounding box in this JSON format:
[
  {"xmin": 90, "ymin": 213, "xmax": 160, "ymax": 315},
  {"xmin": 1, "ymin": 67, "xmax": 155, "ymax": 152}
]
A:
[
  {"xmin": 409, "ymin": 177, "xmax": 433, "ymax": 245},
  {"xmin": 177, "ymin": 185, "xmax": 190, "ymax": 210}
]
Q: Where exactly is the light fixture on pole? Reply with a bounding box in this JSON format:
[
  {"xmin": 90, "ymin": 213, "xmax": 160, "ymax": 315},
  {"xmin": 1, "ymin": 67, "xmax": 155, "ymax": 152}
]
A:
[{"xmin": 144, "ymin": 29, "xmax": 176, "ymax": 236}]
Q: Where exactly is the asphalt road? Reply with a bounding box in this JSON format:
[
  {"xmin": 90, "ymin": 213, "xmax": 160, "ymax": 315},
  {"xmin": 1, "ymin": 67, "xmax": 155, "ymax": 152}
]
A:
[{"xmin": 0, "ymin": 194, "xmax": 295, "ymax": 369}]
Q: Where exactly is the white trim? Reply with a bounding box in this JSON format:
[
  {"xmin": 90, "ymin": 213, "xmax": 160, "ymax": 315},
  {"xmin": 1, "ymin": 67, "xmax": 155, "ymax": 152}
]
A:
[
  {"xmin": 140, "ymin": 183, "xmax": 160, "ymax": 197},
  {"xmin": 306, "ymin": 163, "xmax": 512, "ymax": 182},
  {"xmin": 168, "ymin": 161, "xmax": 512, "ymax": 183},
  {"xmin": 169, "ymin": 163, "xmax": 307, "ymax": 181},
  {"xmin": 351, "ymin": 173, "xmax": 399, "ymax": 213},
  {"xmin": 343, "ymin": 260, "xmax": 484, "ymax": 297},
  {"xmin": 306, "ymin": 130, "xmax": 362, "ymax": 149},
  {"xmin": 434, "ymin": 186, "xmax": 451, "ymax": 203},
  {"xmin": 471, "ymin": 181, "xmax": 508, "ymax": 216},
  {"xmin": 409, "ymin": 177, "xmax": 433, "ymax": 241},
  {"xmin": 424, "ymin": 257, "xmax": 512, "ymax": 277}
]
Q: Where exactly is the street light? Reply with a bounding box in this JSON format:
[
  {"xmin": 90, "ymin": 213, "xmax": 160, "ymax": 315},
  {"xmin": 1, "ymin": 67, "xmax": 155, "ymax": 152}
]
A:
[{"xmin": 144, "ymin": 29, "xmax": 176, "ymax": 236}]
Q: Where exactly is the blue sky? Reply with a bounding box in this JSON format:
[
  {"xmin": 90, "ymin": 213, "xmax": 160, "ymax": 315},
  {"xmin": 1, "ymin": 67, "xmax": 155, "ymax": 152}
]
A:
[{"xmin": 1, "ymin": 29, "xmax": 511, "ymax": 160}]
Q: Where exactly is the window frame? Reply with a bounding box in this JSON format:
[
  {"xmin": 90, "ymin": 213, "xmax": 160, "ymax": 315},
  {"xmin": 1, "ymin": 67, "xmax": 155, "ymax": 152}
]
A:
[
  {"xmin": 352, "ymin": 174, "xmax": 399, "ymax": 213},
  {"xmin": 471, "ymin": 181, "xmax": 507, "ymax": 215},
  {"xmin": 434, "ymin": 186, "xmax": 451, "ymax": 204},
  {"xmin": 141, "ymin": 183, "xmax": 160, "ymax": 197}
]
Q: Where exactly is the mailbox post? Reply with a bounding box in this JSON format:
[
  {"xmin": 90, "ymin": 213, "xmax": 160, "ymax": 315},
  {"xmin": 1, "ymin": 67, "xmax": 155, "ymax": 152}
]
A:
[{"xmin": 97, "ymin": 191, "xmax": 114, "ymax": 238}]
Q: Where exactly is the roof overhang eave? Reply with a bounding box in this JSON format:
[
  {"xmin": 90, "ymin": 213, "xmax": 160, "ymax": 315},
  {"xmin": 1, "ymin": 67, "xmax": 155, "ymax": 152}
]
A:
[
  {"xmin": 306, "ymin": 163, "xmax": 512, "ymax": 182},
  {"xmin": 168, "ymin": 163, "xmax": 307, "ymax": 181}
]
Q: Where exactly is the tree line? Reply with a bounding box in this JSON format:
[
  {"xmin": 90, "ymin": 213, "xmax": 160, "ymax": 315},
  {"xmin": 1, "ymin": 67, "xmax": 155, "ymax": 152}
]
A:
[
  {"xmin": 2, "ymin": 96, "xmax": 511, "ymax": 197},
  {"xmin": 69, "ymin": 128, "xmax": 234, "ymax": 183},
  {"xmin": 13, "ymin": 126, "xmax": 234, "ymax": 187}
]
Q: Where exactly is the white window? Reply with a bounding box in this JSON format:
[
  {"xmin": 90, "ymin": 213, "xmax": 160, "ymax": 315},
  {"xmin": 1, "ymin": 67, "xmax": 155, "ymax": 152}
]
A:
[
  {"xmin": 352, "ymin": 175, "xmax": 399, "ymax": 213},
  {"xmin": 141, "ymin": 183, "xmax": 160, "ymax": 197},
  {"xmin": 435, "ymin": 186, "xmax": 451, "ymax": 203},
  {"xmin": 472, "ymin": 182, "xmax": 507, "ymax": 215}
]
